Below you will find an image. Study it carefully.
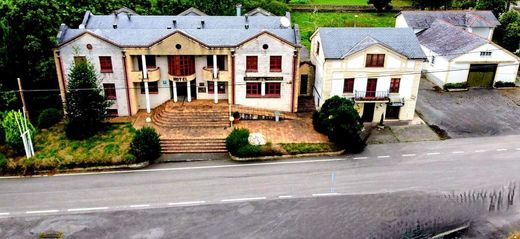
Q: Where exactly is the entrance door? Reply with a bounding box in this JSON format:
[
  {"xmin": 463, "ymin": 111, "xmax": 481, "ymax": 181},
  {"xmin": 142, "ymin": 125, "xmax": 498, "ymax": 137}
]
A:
[
  {"xmin": 366, "ymin": 78, "xmax": 377, "ymax": 98},
  {"xmin": 177, "ymin": 82, "xmax": 187, "ymax": 97},
  {"xmin": 300, "ymin": 75, "xmax": 308, "ymax": 95},
  {"xmin": 467, "ymin": 64, "xmax": 497, "ymax": 87},
  {"xmin": 362, "ymin": 103, "xmax": 375, "ymax": 122},
  {"xmin": 385, "ymin": 106, "xmax": 400, "ymax": 120},
  {"xmin": 190, "ymin": 80, "xmax": 197, "ymax": 100}
]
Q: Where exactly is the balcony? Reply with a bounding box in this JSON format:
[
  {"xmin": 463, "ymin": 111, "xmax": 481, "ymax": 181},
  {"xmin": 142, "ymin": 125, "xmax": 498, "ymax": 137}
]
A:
[
  {"xmin": 202, "ymin": 67, "xmax": 231, "ymax": 82},
  {"xmin": 129, "ymin": 67, "xmax": 161, "ymax": 82},
  {"xmin": 354, "ymin": 91, "xmax": 389, "ymax": 101}
]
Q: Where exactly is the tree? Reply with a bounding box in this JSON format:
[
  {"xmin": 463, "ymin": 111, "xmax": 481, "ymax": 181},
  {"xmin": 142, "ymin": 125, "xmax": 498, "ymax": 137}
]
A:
[
  {"xmin": 130, "ymin": 127, "xmax": 161, "ymax": 162},
  {"xmin": 412, "ymin": 0, "xmax": 452, "ymax": 9},
  {"xmin": 494, "ymin": 10, "xmax": 520, "ymax": 52},
  {"xmin": 1, "ymin": 110, "xmax": 36, "ymax": 154},
  {"xmin": 313, "ymin": 96, "xmax": 366, "ymax": 153},
  {"xmin": 0, "ymin": 84, "xmax": 17, "ymax": 112},
  {"xmin": 368, "ymin": 0, "xmax": 392, "ymax": 14},
  {"xmin": 453, "ymin": 0, "xmax": 477, "ymax": 8},
  {"xmin": 65, "ymin": 60, "xmax": 111, "ymax": 139},
  {"xmin": 476, "ymin": 0, "xmax": 506, "ymax": 17}
]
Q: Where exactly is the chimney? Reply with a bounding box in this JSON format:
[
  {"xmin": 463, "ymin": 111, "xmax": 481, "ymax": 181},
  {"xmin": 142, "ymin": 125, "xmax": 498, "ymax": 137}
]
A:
[
  {"xmin": 113, "ymin": 23, "xmax": 117, "ymax": 29},
  {"xmin": 236, "ymin": 4, "xmax": 242, "ymax": 16},
  {"xmin": 172, "ymin": 19, "xmax": 177, "ymax": 28},
  {"xmin": 113, "ymin": 12, "xmax": 118, "ymax": 29},
  {"xmin": 201, "ymin": 20, "xmax": 205, "ymax": 28},
  {"xmin": 245, "ymin": 15, "xmax": 249, "ymax": 23}
]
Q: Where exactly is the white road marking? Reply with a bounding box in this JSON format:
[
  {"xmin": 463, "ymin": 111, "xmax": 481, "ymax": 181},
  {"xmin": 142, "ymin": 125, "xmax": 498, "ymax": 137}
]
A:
[
  {"xmin": 426, "ymin": 152, "xmax": 441, "ymax": 155},
  {"xmin": 452, "ymin": 151, "xmax": 465, "ymax": 154},
  {"xmin": 167, "ymin": 201, "xmax": 206, "ymax": 206},
  {"xmin": 278, "ymin": 195, "xmax": 293, "ymax": 199},
  {"xmin": 221, "ymin": 197, "xmax": 266, "ymax": 202},
  {"xmin": 496, "ymin": 149, "xmax": 508, "ymax": 152},
  {"xmin": 67, "ymin": 207, "xmax": 109, "ymax": 212},
  {"xmin": 0, "ymin": 212, "xmax": 10, "ymax": 216},
  {"xmin": 516, "ymin": 148, "xmax": 520, "ymax": 151},
  {"xmin": 312, "ymin": 193, "xmax": 340, "ymax": 197},
  {"xmin": 475, "ymin": 150, "xmax": 486, "ymax": 153},
  {"xmin": 26, "ymin": 209, "xmax": 59, "ymax": 214},
  {"xmin": 353, "ymin": 157, "xmax": 367, "ymax": 160},
  {"xmin": 377, "ymin": 155, "xmax": 390, "ymax": 159},
  {"xmin": 402, "ymin": 154, "xmax": 416, "ymax": 157},
  {"xmin": 129, "ymin": 204, "xmax": 150, "ymax": 208}
]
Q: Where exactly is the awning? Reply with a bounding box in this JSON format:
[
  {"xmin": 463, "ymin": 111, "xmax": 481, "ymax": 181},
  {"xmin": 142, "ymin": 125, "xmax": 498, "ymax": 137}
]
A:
[{"xmin": 388, "ymin": 96, "xmax": 404, "ymax": 107}]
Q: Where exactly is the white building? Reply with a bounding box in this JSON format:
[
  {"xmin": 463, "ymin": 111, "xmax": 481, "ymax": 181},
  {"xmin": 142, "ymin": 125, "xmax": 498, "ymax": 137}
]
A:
[
  {"xmin": 418, "ymin": 20, "xmax": 520, "ymax": 88},
  {"xmin": 310, "ymin": 28, "xmax": 426, "ymax": 122}
]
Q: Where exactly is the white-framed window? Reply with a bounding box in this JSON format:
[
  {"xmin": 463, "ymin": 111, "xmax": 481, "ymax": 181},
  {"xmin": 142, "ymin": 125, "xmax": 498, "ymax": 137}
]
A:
[{"xmin": 480, "ymin": 51, "xmax": 492, "ymax": 57}]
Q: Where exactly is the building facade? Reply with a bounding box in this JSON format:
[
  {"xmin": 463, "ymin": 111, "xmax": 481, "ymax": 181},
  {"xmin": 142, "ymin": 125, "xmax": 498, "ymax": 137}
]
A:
[
  {"xmin": 310, "ymin": 28, "xmax": 426, "ymax": 123},
  {"xmin": 53, "ymin": 8, "xmax": 302, "ymax": 117}
]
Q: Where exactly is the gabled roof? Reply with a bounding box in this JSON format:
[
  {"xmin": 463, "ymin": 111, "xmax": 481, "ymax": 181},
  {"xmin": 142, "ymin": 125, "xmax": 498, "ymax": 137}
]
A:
[
  {"xmin": 314, "ymin": 28, "xmax": 426, "ymax": 59},
  {"xmin": 398, "ymin": 11, "xmax": 500, "ymax": 29},
  {"xmin": 417, "ymin": 20, "xmax": 487, "ymax": 60},
  {"xmin": 177, "ymin": 7, "xmax": 208, "ymax": 16},
  {"xmin": 246, "ymin": 7, "xmax": 274, "ymax": 16},
  {"xmin": 113, "ymin": 7, "xmax": 138, "ymax": 16}
]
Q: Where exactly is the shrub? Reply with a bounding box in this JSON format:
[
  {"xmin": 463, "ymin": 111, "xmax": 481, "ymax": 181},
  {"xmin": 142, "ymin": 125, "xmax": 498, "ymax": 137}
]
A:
[
  {"xmin": 236, "ymin": 144, "xmax": 262, "ymax": 158},
  {"xmin": 312, "ymin": 111, "xmax": 326, "ymax": 133},
  {"xmin": 494, "ymin": 81, "xmax": 516, "ymax": 88},
  {"xmin": 129, "ymin": 127, "xmax": 161, "ymax": 162},
  {"xmin": 232, "ymin": 111, "xmax": 240, "ymax": 119},
  {"xmin": 443, "ymin": 82, "xmax": 469, "ymax": 90},
  {"xmin": 0, "ymin": 153, "xmax": 6, "ymax": 172},
  {"xmin": 37, "ymin": 108, "xmax": 62, "ymax": 129},
  {"xmin": 281, "ymin": 143, "xmax": 336, "ymax": 155},
  {"xmin": 226, "ymin": 128, "xmax": 250, "ymax": 155},
  {"xmin": 1, "ymin": 110, "xmax": 36, "ymax": 154}
]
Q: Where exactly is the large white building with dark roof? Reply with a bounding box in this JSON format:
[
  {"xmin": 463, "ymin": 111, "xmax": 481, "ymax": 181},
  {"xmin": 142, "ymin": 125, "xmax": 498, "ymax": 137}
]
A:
[{"xmin": 53, "ymin": 7, "xmax": 303, "ymax": 117}]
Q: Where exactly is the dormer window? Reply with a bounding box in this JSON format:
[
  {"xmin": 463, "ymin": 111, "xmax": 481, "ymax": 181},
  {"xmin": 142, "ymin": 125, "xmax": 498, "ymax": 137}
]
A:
[
  {"xmin": 480, "ymin": 51, "xmax": 492, "ymax": 57},
  {"xmin": 366, "ymin": 54, "xmax": 385, "ymax": 67}
]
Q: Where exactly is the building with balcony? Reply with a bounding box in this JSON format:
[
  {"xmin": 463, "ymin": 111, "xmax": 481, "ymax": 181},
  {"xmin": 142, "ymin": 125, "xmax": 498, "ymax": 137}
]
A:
[
  {"xmin": 53, "ymin": 7, "xmax": 302, "ymax": 117},
  {"xmin": 310, "ymin": 28, "xmax": 426, "ymax": 123}
]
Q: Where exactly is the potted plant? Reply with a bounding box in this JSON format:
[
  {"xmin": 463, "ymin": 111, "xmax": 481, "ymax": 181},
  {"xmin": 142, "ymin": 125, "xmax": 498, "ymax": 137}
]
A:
[{"xmin": 232, "ymin": 111, "xmax": 241, "ymax": 124}]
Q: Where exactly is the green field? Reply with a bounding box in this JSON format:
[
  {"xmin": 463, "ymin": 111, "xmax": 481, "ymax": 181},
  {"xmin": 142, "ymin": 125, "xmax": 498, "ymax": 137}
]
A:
[
  {"xmin": 292, "ymin": 12, "xmax": 396, "ymax": 48},
  {"xmin": 290, "ymin": 0, "xmax": 412, "ymax": 7}
]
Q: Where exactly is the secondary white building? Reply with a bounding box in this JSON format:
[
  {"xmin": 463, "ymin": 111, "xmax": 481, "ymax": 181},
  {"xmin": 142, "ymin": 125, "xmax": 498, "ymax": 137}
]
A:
[
  {"xmin": 396, "ymin": 11, "xmax": 500, "ymax": 40},
  {"xmin": 310, "ymin": 28, "xmax": 426, "ymax": 122},
  {"xmin": 418, "ymin": 20, "xmax": 520, "ymax": 88}
]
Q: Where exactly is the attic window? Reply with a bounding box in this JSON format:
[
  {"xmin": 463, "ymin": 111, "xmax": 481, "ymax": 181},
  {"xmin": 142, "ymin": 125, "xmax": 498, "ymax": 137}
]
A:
[
  {"xmin": 176, "ymin": 44, "xmax": 182, "ymax": 50},
  {"xmin": 480, "ymin": 51, "xmax": 492, "ymax": 57},
  {"xmin": 262, "ymin": 44, "xmax": 269, "ymax": 50}
]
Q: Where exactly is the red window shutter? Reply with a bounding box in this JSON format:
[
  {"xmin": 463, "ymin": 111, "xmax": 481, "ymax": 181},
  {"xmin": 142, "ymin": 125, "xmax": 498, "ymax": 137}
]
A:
[
  {"xmin": 246, "ymin": 56, "xmax": 258, "ymax": 72},
  {"xmin": 343, "ymin": 78, "xmax": 354, "ymax": 93},
  {"xmin": 390, "ymin": 78, "xmax": 400, "ymax": 93},
  {"xmin": 270, "ymin": 56, "xmax": 282, "ymax": 72},
  {"xmin": 103, "ymin": 83, "xmax": 116, "ymax": 100},
  {"xmin": 377, "ymin": 54, "xmax": 385, "ymax": 67},
  {"xmin": 266, "ymin": 83, "xmax": 281, "ymax": 97},
  {"xmin": 246, "ymin": 82, "xmax": 260, "ymax": 97},
  {"xmin": 99, "ymin": 56, "xmax": 113, "ymax": 73}
]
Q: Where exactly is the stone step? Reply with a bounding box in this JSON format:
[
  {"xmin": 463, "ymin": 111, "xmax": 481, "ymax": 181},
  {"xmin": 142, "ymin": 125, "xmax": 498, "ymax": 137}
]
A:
[
  {"xmin": 161, "ymin": 139, "xmax": 226, "ymax": 143},
  {"xmin": 159, "ymin": 111, "xmax": 228, "ymax": 115},
  {"xmin": 154, "ymin": 117, "xmax": 228, "ymax": 123},
  {"xmin": 162, "ymin": 149, "xmax": 228, "ymax": 153},
  {"xmin": 161, "ymin": 142, "xmax": 226, "ymax": 147}
]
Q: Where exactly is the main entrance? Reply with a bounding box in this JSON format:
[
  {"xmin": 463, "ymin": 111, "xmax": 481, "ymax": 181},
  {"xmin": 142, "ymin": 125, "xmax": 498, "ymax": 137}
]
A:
[
  {"xmin": 170, "ymin": 81, "xmax": 197, "ymax": 101},
  {"xmin": 467, "ymin": 64, "xmax": 497, "ymax": 87},
  {"xmin": 362, "ymin": 103, "xmax": 375, "ymax": 122}
]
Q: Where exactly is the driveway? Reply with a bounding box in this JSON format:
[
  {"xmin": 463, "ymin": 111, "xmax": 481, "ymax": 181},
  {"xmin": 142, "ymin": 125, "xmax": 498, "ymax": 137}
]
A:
[{"xmin": 416, "ymin": 78, "xmax": 520, "ymax": 138}]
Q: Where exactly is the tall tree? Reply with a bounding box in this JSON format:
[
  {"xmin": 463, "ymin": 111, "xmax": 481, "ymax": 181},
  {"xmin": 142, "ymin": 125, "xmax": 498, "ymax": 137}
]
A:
[
  {"xmin": 368, "ymin": 0, "xmax": 392, "ymax": 14},
  {"xmin": 65, "ymin": 60, "xmax": 111, "ymax": 139},
  {"xmin": 412, "ymin": 0, "xmax": 452, "ymax": 9},
  {"xmin": 476, "ymin": 0, "xmax": 507, "ymax": 17},
  {"xmin": 494, "ymin": 10, "xmax": 520, "ymax": 52}
]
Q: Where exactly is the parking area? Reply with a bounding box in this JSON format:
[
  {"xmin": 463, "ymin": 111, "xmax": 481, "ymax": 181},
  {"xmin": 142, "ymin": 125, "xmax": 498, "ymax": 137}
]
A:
[{"xmin": 416, "ymin": 78, "xmax": 520, "ymax": 138}]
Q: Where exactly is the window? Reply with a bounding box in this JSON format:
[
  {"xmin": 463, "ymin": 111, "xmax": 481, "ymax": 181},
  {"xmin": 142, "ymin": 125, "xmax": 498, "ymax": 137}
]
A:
[
  {"xmin": 206, "ymin": 55, "xmax": 226, "ymax": 70},
  {"xmin": 390, "ymin": 78, "xmax": 400, "ymax": 93},
  {"xmin": 103, "ymin": 83, "xmax": 117, "ymax": 100},
  {"xmin": 106, "ymin": 109, "xmax": 119, "ymax": 117},
  {"xmin": 246, "ymin": 56, "xmax": 258, "ymax": 72},
  {"xmin": 208, "ymin": 82, "xmax": 226, "ymax": 94},
  {"xmin": 168, "ymin": 55, "xmax": 195, "ymax": 76},
  {"xmin": 246, "ymin": 82, "xmax": 261, "ymax": 97},
  {"xmin": 316, "ymin": 41, "xmax": 320, "ymax": 55},
  {"xmin": 266, "ymin": 82, "xmax": 281, "ymax": 97},
  {"xmin": 343, "ymin": 78, "xmax": 355, "ymax": 93},
  {"xmin": 99, "ymin": 56, "xmax": 113, "ymax": 73},
  {"xmin": 74, "ymin": 56, "xmax": 86, "ymax": 65},
  {"xmin": 365, "ymin": 54, "xmax": 385, "ymax": 67},
  {"xmin": 140, "ymin": 81, "xmax": 159, "ymax": 94},
  {"xmin": 270, "ymin": 56, "xmax": 282, "ymax": 72},
  {"xmin": 480, "ymin": 51, "xmax": 492, "ymax": 57},
  {"xmin": 137, "ymin": 55, "xmax": 157, "ymax": 70}
]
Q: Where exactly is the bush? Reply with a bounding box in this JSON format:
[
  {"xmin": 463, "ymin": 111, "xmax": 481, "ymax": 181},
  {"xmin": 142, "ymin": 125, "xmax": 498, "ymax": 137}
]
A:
[
  {"xmin": 37, "ymin": 108, "xmax": 62, "ymax": 129},
  {"xmin": 281, "ymin": 143, "xmax": 336, "ymax": 155},
  {"xmin": 0, "ymin": 153, "xmax": 6, "ymax": 172},
  {"xmin": 129, "ymin": 127, "xmax": 161, "ymax": 162},
  {"xmin": 232, "ymin": 111, "xmax": 240, "ymax": 119},
  {"xmin": 494, "ymin": 81, "xmax": 516, "ymax": 88},
  {"xmin": 1, "ymin": 110, "xmax": 36, "ymax": 154},
  {"xmin": 443, "ymin": 82, "xmax": 469, "ymax": 90},
  {"xmin": 236, "ymin": 144, "xmax": 262, "ymax": 157},
  {"xmin": 226, "ymin": 128, "xmax": 250, "ymax": 155}
]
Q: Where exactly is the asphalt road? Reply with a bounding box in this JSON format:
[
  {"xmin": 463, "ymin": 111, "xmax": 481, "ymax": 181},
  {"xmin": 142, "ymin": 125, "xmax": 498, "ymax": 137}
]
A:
[{"xmin": 1, "ymin": 135, "xmax": 520, "ymax": 218}]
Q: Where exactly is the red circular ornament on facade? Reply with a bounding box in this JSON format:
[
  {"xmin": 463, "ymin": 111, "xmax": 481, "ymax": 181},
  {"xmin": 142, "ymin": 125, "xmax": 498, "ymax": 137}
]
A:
[{"xmin": 86, "ymin": 44, "xmax": 93, "ymax": 50}]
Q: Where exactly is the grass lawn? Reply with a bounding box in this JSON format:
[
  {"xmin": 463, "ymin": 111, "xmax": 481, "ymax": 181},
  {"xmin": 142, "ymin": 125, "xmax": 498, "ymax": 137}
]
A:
[
  {"xmin": 8, "ymin": 123, "xmax": 136, "ymax": 173},
  {"xmin": 289, "ymin": 0, "xmax": 412, "ymax": 7},
  {"xmin": 292, "ymin": 12, "xmax": 396, "ymax": 48}
]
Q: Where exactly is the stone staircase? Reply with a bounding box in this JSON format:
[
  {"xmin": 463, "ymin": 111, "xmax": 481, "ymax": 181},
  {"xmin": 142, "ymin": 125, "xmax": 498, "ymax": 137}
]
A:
[
  {"xmin": 160, "ymin": 138, "xmax": 227, "ymax": 154},
  {"xmin": 298, "ymin": 96, "xmax": 317, "ymax": 112},
  {"xmin": 152, "ymin": 101, "xmax": 230, "ymax": 128}
]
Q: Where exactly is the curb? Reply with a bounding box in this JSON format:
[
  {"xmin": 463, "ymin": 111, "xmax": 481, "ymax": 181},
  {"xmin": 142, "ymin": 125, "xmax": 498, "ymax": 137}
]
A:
[
  {"xmin": 229, "ymin": 150, "xmax": 345, "ymax": 162},
  {"xmin": 445, "ymin": 88, "xmax": 469, "ymax": 92},
  {"xmin": 31, "ymin": 161, "xmax": 150, "ymax": 176},
  {"xmin": 494, "ymin": 87, "xmax": 517, "ymax": 90}
]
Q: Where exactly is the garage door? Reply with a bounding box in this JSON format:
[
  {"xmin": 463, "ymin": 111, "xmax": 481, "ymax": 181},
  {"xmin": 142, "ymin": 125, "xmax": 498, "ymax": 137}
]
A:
[{"xmin": 467, "ymin": 64, "xmax": 497, "ymax": 87}]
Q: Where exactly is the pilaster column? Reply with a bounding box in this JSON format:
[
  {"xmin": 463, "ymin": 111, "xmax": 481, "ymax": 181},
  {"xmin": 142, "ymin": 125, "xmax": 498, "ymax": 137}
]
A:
[
  {"xmin": 214, "ymin": 80, "xmax": 218, "ymax": 104},
  {"xmin": 187, "ymin": 82, "xmax": 192, "ymax": 102},
  {"xmin": 173, "ymin": 81, "xmax": 178, "ymax": 102},
  {"xmin": 141, "ymin": 55, "xmax": 151, "ymax": 114}
]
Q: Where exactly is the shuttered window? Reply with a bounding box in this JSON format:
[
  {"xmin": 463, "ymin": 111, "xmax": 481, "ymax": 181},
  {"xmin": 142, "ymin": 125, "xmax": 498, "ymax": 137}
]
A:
[
  {"xmin": 246, "ymin": 56, "xmax": 258, "ymax": 72},
  {"xmin": 270, "ymin": 56, "xmax": 282, "ymax": 72},
  {"xmin": 365, "ymin": 54, "xmax": 385, "ymax": 67},
  {"xmin": 99, "ymin": 56, "xmax": 113, "ymax": 73}
]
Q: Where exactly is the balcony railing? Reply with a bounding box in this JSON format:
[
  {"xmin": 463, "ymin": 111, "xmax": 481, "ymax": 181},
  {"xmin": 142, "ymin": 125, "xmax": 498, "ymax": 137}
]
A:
[
  {"xmin": 129, "ymin": 67, "xmax": 161, "ymax": 82},
  {"xmin": 202, "ymin": 67, "xmax": 231, "ymax": 81},
  {"xmin": 354, "ymin": 90, "xmax": 389, "ymax": 101}
]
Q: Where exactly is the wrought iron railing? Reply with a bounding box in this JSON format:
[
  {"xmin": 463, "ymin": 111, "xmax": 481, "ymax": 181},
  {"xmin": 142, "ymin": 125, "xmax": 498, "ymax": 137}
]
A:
[{"xmin": 354, "ymin": 90, "xmax": 389, "ymax": 100}]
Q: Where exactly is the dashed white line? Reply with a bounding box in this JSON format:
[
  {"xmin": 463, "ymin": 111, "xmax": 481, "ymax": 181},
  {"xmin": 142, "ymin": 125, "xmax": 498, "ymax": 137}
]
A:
[
  {"xmin": 167, "ymin": 201, "xmax": 206, "ymax": 206},
  {"xmin": 377, "ymin": 155, "xmax": 390, "ymax": 159},
  {"xmin": 0, "ymin": 212, "xmax": 10, "ymax": 216},
  {"xmin": 353, "ymin": 157, "xmax": 368, "ymax": 160},
  {"xmin": 129, "ymin": 204, "xmax": 150, "ymax": 208},
  {"xmin": 221, "ymin": 197, "xmax": 266, "ymax": 202},
  {"xmin": 516, "ymin": 148, "xmax": 520, "ymax": 151},
  {"xmin": 312, "ymin": 193, "xmax": 340, "ymax": 197},
  {"xmin": 496, "ymin": 149, "xmax": 508, "ymax": 152},
  {"xmin": 278, "ymin": 195, "xmax": 293, "ymax": 199},
  {"xmin": 475, "ymin": 150, "xmax": 486, "ymax": 153},
  {"xmin": 402, "ymin": 154, "xmax": 416, "ymax": 157},
  {"xmin": 426, "ymin": 152, "xmax": 441, "ymax": 155},
  {"xmin": 452, "ymin": 151, "xmax": 465, "ymax": 154},
  {"xmin": 67, "ymin": 207, "xmax": 109, "ymax": 212},
  {"xmin": 26, "ymin": 209, "xmax": 59, "ymax": 214}
]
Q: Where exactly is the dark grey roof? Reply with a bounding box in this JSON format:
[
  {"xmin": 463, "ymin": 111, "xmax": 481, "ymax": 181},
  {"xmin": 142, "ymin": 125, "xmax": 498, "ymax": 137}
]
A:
[
  {"xmin": 417, "ymin": 20, "xmax": 487, "ymax": 60},
  {"xmin": 316, "ymin": 28, "xmax": 426, "ymax": 59},
  {"xmin": 399, "ymin": 11, "xmax": 500, "ymax": 29},
  {"xmin": 59, "ymin": 11, "xmax": 300, "ymax": 47},
  {"xmin": 246, "ymin": 7, "xmax": 274, "ymax": 16},
  {"xmin": 177, "ymin": 7, "xmax": 207, "ymax": 16}
]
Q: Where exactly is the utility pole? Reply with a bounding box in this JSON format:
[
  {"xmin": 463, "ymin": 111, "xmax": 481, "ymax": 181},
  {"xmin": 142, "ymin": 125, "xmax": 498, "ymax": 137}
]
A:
[{"xmin": 17, "ymin": 78, "xmax": 29, "ymax": 119}]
